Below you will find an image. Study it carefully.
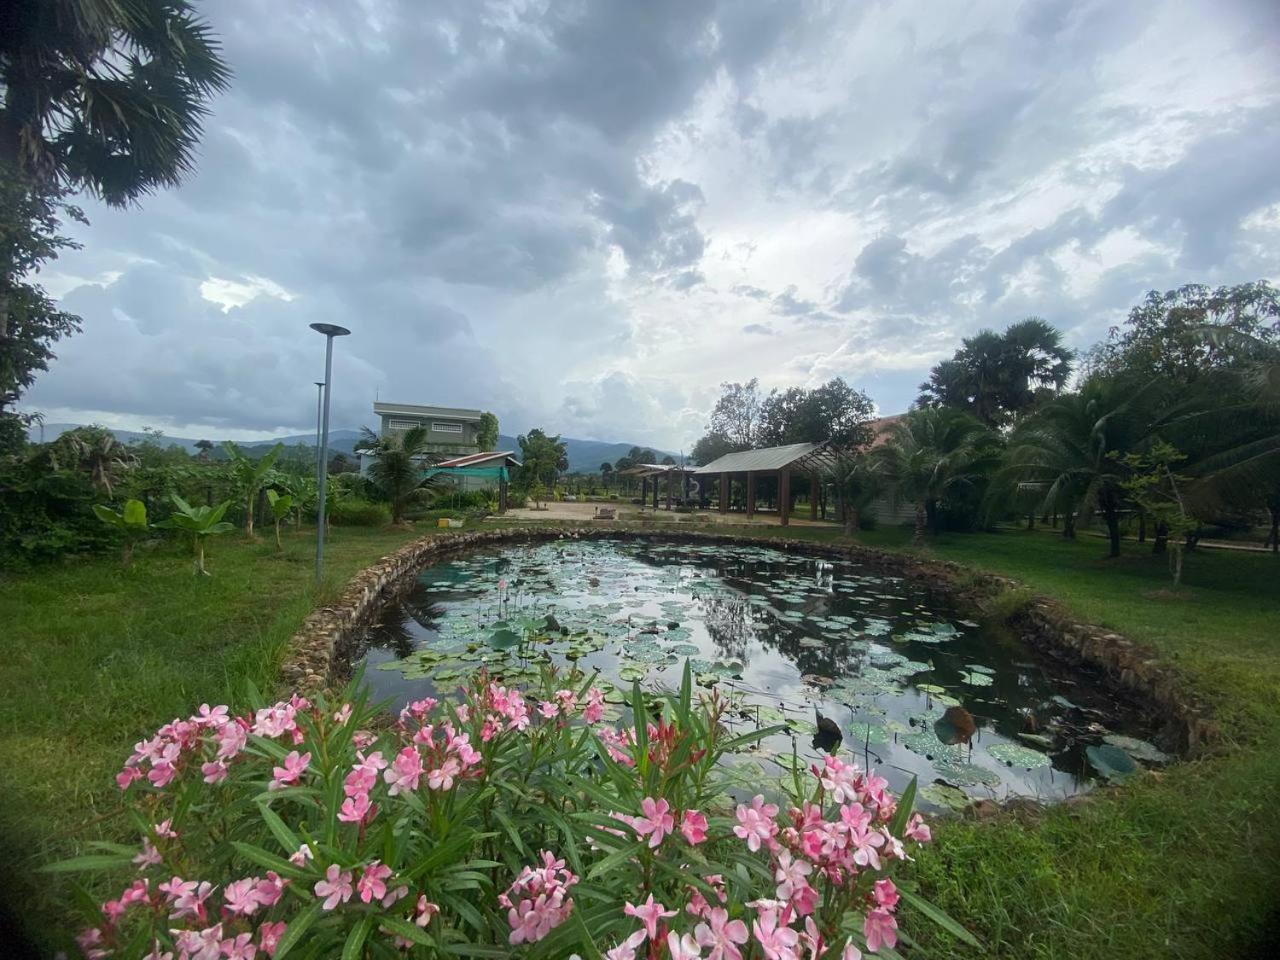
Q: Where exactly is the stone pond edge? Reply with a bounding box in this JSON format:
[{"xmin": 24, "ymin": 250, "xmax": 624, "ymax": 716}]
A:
[{"xmin": 279, "ymin": 525, "xmax": 1218, "ymax": 758}]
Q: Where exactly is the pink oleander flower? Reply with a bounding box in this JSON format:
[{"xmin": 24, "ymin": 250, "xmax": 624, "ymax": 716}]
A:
[
  {"xmin": 623, "ymin": 894, "xmax": 676, "ymax": 941},
  {"xmin": 154, "ymin": 819, "xmax": 178, "ymax": 839},
  {"xmin": 117, "ymin": 766, "xmax": 143, "ymax": 790},
  {"xmin": 357, "ymin": 861, "xmax": 392, "ymax": 904},
  {"xmin": 220, "ymin": 932, "xmax": 256, "ymax": 960},
  {"xmin": 254, "ymin": 873, "xmax": 286, "ymax": 908},
  {"xmin": 694, "ymin": 907, "xmax": 749, "ymax": 960},
  {"xmin": 314, "ymin": 865, "xmax": 354, "ymax": 911},
  {"xmin": 841, "ymin": 939, "xmax": 862, "ymax": 960},
  {"xmin": 172, "ymin": 923, "xmax": 223, "ymax": 960},
  {"xmin": 413, "ymin": 895, "xmax": 440, "ymax": 927},
  {"xmin": 554, "ymin": 689, "xmax": 578, "ymax": 713},
  {"xmin": 193, "ymin": 704, "xmax": 229, "ymax": 728},
  {"xmin": 338, "ymin": 791, "xmax": 374, "ymax": 824},
  {"xmin": 681, "ymin": 809, "xmax": 708, "ymax": 845},
  {"xmin": 635, "ymin": 797, "xmax": 675, "ymax": 848},
  {"xmin": 583, "ymin": 687, "xmax": 605, "ymax": 724},
  {"xmin": 539, "ymin": 700, "xmax": 559, "ymax": 719},
  {"xmin": 604, "ymin": 929, "xmax": 647, "ymax": 960},
  {"xmin": 134, "ymin": 838, "xmax": 162, "ymax": 870},
  {"xmin": 288, "ymin": 844, "xmax": 312, "ymax": 866},
  {"xmin": 904, "ymin": 813, "xmax": 931, "ymax": 844},
  {"xmin": 215, "ymin": 723, "xmax": 248, "ymax": 761},
  {"xmin": 734, "ymin": 795, "xmax": 780, "ymax": 853},
  {"xmin": 258, "ymin": 921, "xmax": 286, "ymax": 957},
  {"xmin": 352, "ymin": 730, "xmax": 376, "ymax": 749},
  {"xmin": 77, "ymin": 927, "xmax": 109, "ymax": 960},
  {"xmin": 268, "ymin": 751, "xmax": 310, "ymax": 791},
  {"xmin": 120, "ymin": 879, "xmax": 151, "ymax": 909},
  {"xmin": 873, "ymin": 878, "xmax": 899, "ymax": 911},
  {"xmin": 333, "ymin": 703, "xmax": 353, "ymax": 724},
  {"xmin": 427, "ymin": 757, "xmax": 462, "ymax": 791},
  {"xmin": 501, "ymin": 850, "xmax": 578, "ymax": 945},
  {"xmin": 222, "ymin": 878, "xmax": 261, "ymax": 916},
  {"xmin": 774, "ymin": 851, "xmax": 813, "ymax": 902},
  {"xmin": 863, "ymin": 908, "xmax": 897, "ymax": 953},
  {"xmin": 667, "ymin": 930, "xmax": 703, "ymax": 960},
  {"xmin": 752, "ymin": 905, "xmax": 799, "ymax": 960},
  {"xmin": 252, "ymin": 703, "xmax": 297, "ymax": 740},
  {"xmin": 384, "ymin": 746, "xmax": 424, "ymax": 795},
  {"xmin": 161, "ymin": 877, "xmax": 214, "ymax": 922},
  {"xmin": 201, "ymin": 760, "xmax": 228, "ymax": 784},
  {"xmin": 144, "ymin": 941, "xmax": 173, "ymax": 960}
]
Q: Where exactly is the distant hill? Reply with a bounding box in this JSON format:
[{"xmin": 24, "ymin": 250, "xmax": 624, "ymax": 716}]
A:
[{"xmin": 30, "ymin": 424, "xmax": 675, "ymax": 472}]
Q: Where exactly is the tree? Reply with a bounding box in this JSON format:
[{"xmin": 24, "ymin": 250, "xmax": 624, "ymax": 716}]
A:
[
  {"xmin": 157, "ymin": 494, "xmax": 232, "ymax": 576},
  {"xmin": 918, "ymin": 319, "xmax": 1074, "ymax": 428},
  {"xmin": 707, "ymin": 379, "xmax": 763, "ymax": 449},
  {"xmin": 477, "ymin": 411, "xmax": 499, "ymax": 452},
  {"xmin": 53, "ymin": 424, "xmax": 135, "ymax": 496},
  {"xmin": 355, "ymin": 426, "xmax": 442, "ymax": 524},
  {"xmin": 1122, "ymin": 442, "xmax": 1197, "ymax": 586},
  {"xmin": 93, "ymin": 497, "xmax": 148, "ymax": 566},
  {"xmin": 758, "ymin": 378, "xmax": 876, "ymax": 448},
  {"xmin": 1086, "ymin": 281, "xmax": 1280, "ymax": 385},
  {"xmin": 223, "ymin": 441, "xmax": 283, "ymax": 538},
  {"xmin": 517, "ymin": 429, "xmax": 568, "ymax": 489},
  {"xmin": 824, "ymin": 453, "xmax": 884, "ymax": 538},
  {"xmin": 690, "ymin": 431, "xmax": 738, "ymax": 466},
  {"xmin": 873, "ymin": 408, "xmax": 993, "ymax": 544},
  {"xmin": 0, "ymin": 162, "xmax": 83, "ymax": 450},
  {"xmin": 1, "ymin": 0, "xmax": 231, "ymax": 205},
  {"xmin": 194, "ymin": 439, "xmax": 214, "ymax": 461},
  {"xmin": 600, "ymin": 462, "xmax": 613, "ymax": 490},
  {"xmin": 265, "ymin": 489, "xmax": 293, "ymax": 553}
]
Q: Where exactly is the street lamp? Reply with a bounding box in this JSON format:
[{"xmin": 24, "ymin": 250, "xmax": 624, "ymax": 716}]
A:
[
  {"xmin": 313, "ymin": 381, "xmax": 325, "ymax": 489},
  {"xmin": 310, "ymin": 322, "xmax": 351, "ymax": 581}
]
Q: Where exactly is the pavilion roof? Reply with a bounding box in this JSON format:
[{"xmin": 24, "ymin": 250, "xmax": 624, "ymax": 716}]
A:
[{"xmin": 693, "ymin": 442, "xmax": 839, "ymax": 474}]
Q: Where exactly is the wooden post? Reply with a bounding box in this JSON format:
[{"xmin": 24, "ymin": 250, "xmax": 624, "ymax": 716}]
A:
[
  {"xmin": 652, "ymin": 474, "xmax": 658, "ymax": 509},
  {"xmin": 809, "ymin": 471, "xmax": 818, "ymax": 520},
  {"xmin": 779, "ymin": 466, "xmax": 791, "ymax": 526},
  {"xmin": 719, "ymin": 473, "xmax": 728, "ymax": 513},
  {"xmin": 641, "ymin": 476, "xmax": 648, "ymax": 510},
  {"xmin": 746, "ymin": 472, "xmax": 757, "ymax": 518},
  {"xmin": 499, "ymin": 474, "xmax": 509, "ymax": 514},
  {"xmin": 665, "ymin": 470, "xmax": 673, "ymax": 510}
]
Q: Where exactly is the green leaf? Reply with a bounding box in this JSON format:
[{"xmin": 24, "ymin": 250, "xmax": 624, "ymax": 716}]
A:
[
  {"xmin": 229, "ymin": 841, "xmax": 310, "ymax": 880},
  {"xmin": 377, "ymin": 914, "xmax": 435, "ymax": 948},
  {"xmin": 587, "ymin": 839, "xmax": 646, "ymax": 880},
  {"xmin": 890, "ymin": 775, "xmax": 918, "ymax": 837},
  {"xmin": 272, "ymin": 899, "xmax": 325, "ymax": 960},
  {"xmin": 93, "ymin": 504, "xmax": 122, "ymax": 526},
  {"xmin": 122, "ymin": 499, "xmax": 147, "ymax": 526},
  {"xmin": 37, "ymin": 853, "xmax": 134, "ymax": 874},
  {"xmin": 896, "ymin": 886, "xmax": 981, "ymax": 947},
  {"xmin": 341, "ymin": 916, "xmax": 372, "ymax": 960},
  {"xmin": 258, "ymin": 802, "xmax": 301, "ymax": 854}
]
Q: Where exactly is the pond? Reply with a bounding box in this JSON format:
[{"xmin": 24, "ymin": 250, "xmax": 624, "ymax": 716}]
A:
[{"xmin": 355, "ymin": 538, "xmax": 1168, "ymax": 812}]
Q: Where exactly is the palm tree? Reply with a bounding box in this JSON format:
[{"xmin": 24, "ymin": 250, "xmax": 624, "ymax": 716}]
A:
[
  {"xmin": 355, "ymin": 426, "xmax": 443, "ymax": 524},
  {"xmin": 824, "ymin": 452, "xmax": 884, "ymax": 537},
  {"xmin": 873, "ymin": 408, "xmax": 993, "ymax": 544},
  {"xmin": 55, "ymin": 424, "xmax": 135, "ymax": 496},
  {"xmin": 600, "ymin": 461, "xmax": 613, "ymax": 491},
  {"xmin": 1, "ymin": 0, "xmax": 231, "ymax": 205},
  {"xmin": 996, "ymin": 377, "xmax": 1157, "ymax": 556}
]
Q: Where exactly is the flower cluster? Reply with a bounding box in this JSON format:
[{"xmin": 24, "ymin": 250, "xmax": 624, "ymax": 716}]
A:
[{"xmin": 499, "ymin": 850, "xmax": 579, "ymax": 945}]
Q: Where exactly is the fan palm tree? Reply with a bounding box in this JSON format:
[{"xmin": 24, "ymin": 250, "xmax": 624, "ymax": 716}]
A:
[
  {"xmin": 873, "ymin": 408, "xmax": 993, "ymax": 544},
  {"xmin": 1, "ymin": 0, "xmax": 231, "ymax": 204},
  {"xmin": 996, "ymin": 377, "xmax": 1159, "ymax": 556},
  {"xmin": 355, "ymin": 426, "xmax": 443, "ymax": 525}
]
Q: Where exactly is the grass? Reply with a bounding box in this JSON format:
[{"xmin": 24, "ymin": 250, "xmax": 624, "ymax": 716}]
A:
[
  {"xmin": 3, "ymin": 518, "xmax": 1278, "ymax": 957},
  {"xmin": 0, "ymin": 524, "xmax": 424, "ymax": 951}
]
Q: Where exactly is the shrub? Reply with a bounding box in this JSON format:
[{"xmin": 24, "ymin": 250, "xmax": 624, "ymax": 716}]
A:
[
  {"xmin": 329, "ymin": 499, "xmax": 391, "ymax": 526},
  {"xmin": 52, "ymin": 665, "xmax": 968, "ymax": 959},
  {"xmin": 981, "ymin": 584, "xmax": 1036, "ymax": 622}
]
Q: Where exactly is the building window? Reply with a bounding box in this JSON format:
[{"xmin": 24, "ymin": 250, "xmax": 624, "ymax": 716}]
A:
[
  {"xmin": 387, "ymin": 418, "xmax": 419, "ymax": 431},
  {"xmin": 432, "ymin": 421, "xmax": 464, "ymax": 434}
]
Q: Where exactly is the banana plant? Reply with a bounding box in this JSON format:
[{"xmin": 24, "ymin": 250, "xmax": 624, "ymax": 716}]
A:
[
  {"xmin": 222, "ymin": 441, "xmax": 283, "ymax": 539},
  {"xmin": 92, "ymin": 498, "xmax": 149, "ymax": 566},
  {"xmin": 266, "ymin": 489, "xmax": 294, "ymax": 553},
  {"xmin": 156, "ymin": 494, "xmax": 234, "ymax": 575}
]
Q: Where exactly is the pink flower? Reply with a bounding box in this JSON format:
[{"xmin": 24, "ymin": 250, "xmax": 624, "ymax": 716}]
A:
[
  {"xmin": 863, "ymin": 908, "xmax": 897, "ymax": 953},
  {"xmin": 154, "ymin": 819, "xmax": 178, "ymax": 839},
  {"xmin": 583, "ymin": 687, "xmax": 605, "ymax": 724},
  {"xmin": 539, "ymin": 701, "xmax": 559, "ymax": 719},
  {"xmin": 872, "ymin": 879, "xmax": 899, "ymax": 911},
  {"xmin": 254, "ymin": 873, "xmax": 286, "ymax": 908},
  {"xmin": 357, "ymin": 861, "xmax": 392, "ymax": 904},
  {"xmin": 333, "ymin": 703, "xmax": 353, "ymax": 724},
  {"xmin": 840, "ymin": 939, "xmax": 862, "ymax": 960},
  {"xmin": 288, "ymin": 844, "xmax": 312, "ymax": 866},
  {"xmin": 382, "ymin": 884, "xmax": 409, "ymax": 908},
  {"xmin": 667, "ymin": 931, "xmax": 703, "ymax": 960},
  {"xmin": 201, "ymin": 760, "xmax": 228, "ymax": 784},
  {"xmin": 413, "ymin": 895, "xmax": 440, "ymax": 927},
  {"xmin": 313, "ymin": 865, "xmax": 353, "ymax": 910},
  {"xmin": 162, "ymin": 878, "xmax": 215, "ymax": 922},
  {"xmin": 193, "ymin": 704, "xmax": 229, "ymax": 728},
  {"xmin": 220, "ymin": 932, "xmax": 256, "ymax": 960},
  {"xmin": 77, "ymin": 927, "xmax": 108, "ymax": 960},
  {"xmin": 258, "ymin": 922, "xmax": 286, "ymax": 957},
  {"xmin": 338, "ymin": 792, "xmax": 374, "ymax": 824},
  {"xmin": 734, "ymin": 795, "xmax": 780, "ymax": 853},
  {"xmin": 134, "ymin": 838, "xmax": 162, "ymax": 870},
  {"xmin": 268, "ymin": 751, "xmax": 310, "ymax": 791},
  {"xmin": 117, "ymin": 766, "xmax": 143, "ymax": 790},
  {"xmin": 215, "ymin": 723, "xmax": 248, "ymax": 761},
  {"xmin": 222, "ymin": 878, "xmax": 261, "ymax": 916},
  {"xmin": 904, "ymin": 813, "xmax": 931, "ymax": 844},
  {"xmin": 694, "ymin": 907, "xmax": 749, "ymax": 960},
  {"xmin": 753, "ymin": 905, "xmax": 800, "ymax": 960},
  {"xmin": 604, "ymin": 929, "xmax": 647, "ymax": 960},
  {"xmin": 172, "ymin": 924, "xmax": 222, "ymax": 960},
  {"xmin": 774, "ymin": 851, "xmax": 813, "ymax": 902},
  {"xmin": 681, "ymin": 809, "xmax": 709, "ymax": 845},
  {"xmin": 384, "ymin": 746, "xmax": 423, "ymax": 795},
  {"xmin": 427, "ymin": 757, "xmax": 462, "ymax": 791},
  {"xmin": 635, "ymin": 797, "xmax": 675, "ymax": 848},
  {"xmin": 623, "ymin": 894, "xmax": 676, "ymax": 941},
  {"xmin": 501, "ymin": 850, "xmax": 578, "ymax": 945}
]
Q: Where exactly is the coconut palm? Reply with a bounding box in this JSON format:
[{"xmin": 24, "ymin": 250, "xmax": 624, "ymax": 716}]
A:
[
  {"xmin": 1, "ymin": 0, "xmax": 231, "ymax": 204},
  {"xmin": 355, "ymin": 426, "xmax": 443, "ymax": 524},
  {"xmin": 873, "ymin": 408, "xmax": 993, "ymax": 545}
]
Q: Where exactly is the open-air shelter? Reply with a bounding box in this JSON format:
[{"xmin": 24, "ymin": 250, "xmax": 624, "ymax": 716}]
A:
[
  {"xmin": 693, "ymin": 442, "xmax": 840, "ymax": 526},
  {"xmin": 617, "ymin": 463, "xmax": 699, "ymax": 510}
]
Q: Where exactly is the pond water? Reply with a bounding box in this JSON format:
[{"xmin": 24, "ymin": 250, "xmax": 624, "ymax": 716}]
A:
[{"xmin": 355, "ymin": 539, "xmax": 1167, "ymax": 812}]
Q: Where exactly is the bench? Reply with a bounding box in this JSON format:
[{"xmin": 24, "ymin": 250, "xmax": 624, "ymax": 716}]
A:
[{"xmin": 594, "ymin": 506, "xmax": 617, "ymax": 520}]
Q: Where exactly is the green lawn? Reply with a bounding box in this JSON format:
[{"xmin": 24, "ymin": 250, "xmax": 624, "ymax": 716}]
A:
[
  {"xmin": 3, "ymin": 520, "xmax": 1278, "ymax": 957},
  {"xmin": 0, "ymin": 525, "xmax": 424, "ymax": 950}
]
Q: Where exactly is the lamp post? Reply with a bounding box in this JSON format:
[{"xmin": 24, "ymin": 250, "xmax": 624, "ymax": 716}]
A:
[
  {"xmin": 310, "ymin": 323, "xmax": 351, "ymax": 581},
  {"xmin": 313, "ymin": 381, "xmax": 325, "ymax": 489}
]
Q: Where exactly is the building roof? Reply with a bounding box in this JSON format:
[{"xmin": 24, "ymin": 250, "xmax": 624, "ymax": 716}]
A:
[
  {"xmin": 866, "ymin": 414, "xmax": 906, "ymax": 448},
  {"xmin": 617, "ymin": 462, "xmax": 697, "ymax": 476},
  {"xmin": 693, "ymin": 442, "xmax": 826, "ymax": 474},
  {"xmin": 374, "ymin": 401, "xmax": 483, "ymax": 421},
  {"xmin": 436, "ymin": 450, "xmax": 522, "ymax": 468}
]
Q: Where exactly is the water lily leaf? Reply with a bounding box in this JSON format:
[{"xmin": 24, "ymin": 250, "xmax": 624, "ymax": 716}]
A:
[
  {"xmin": 960, "ymin": 671, "xmax": 994, "ymax": 687},
  {"xmin": 1101, "ymin": 735, "xmax": 1171, "ymax": 764},
  {"xmin": 668, "ymin": 643, "xmax": 701, "ymax": 656},
  {"xmin": 849, "ymin": 721, "xmax": 889, "ymax": 746},
  {"xmin": 1086, "ymin": 744, "xmax": 1139, "ymax": 782},
  {"xmin": 988, "ymin": 743, "xmax": 1051, "ymax": 769},
  {"xmin": 488, "ymin": 628, "xmax": 522, "ymax": 651},
  {"xmin": 920, "ymin": 782, "xmax": 970, "ymax": 811},
  {"xmin": 933, "ymin": 761, "xmax": 1001, "ymax": 788}
]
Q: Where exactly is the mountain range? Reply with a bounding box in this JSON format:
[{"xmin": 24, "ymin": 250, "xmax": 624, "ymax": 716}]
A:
[{"xmin": 29, "ymin": 424, "xmax": 677, "ymax": 474}]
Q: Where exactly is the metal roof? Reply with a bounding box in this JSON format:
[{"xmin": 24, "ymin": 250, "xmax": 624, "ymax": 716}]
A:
[
  {"xmin": 693, "ymin": 442, "xmax": 828, "ymax": 474},
  {"xmin": 618, "ymin": 463, "xmax": 698, "ymax": 476},
  {"xmin": 436, "ymin": 450, "xmax": 521, "ymax": 468},
  {"xmin": 374, "ymin": 401, "xmax": 483, "ymax": 421}
]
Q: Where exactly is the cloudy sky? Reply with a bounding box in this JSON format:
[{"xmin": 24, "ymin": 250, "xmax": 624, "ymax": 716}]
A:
[{"xmin": 21, "ymin": 0, "xmax": 1280, "ymax": 450}]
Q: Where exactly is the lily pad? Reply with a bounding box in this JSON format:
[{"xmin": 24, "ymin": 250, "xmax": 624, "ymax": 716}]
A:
[
  {"xmin": 1086, "ymin": 744, "xmax": 1139, "ymax": 782},
  {"xmin": 920, "ymin": 781, "xmax": 971, "ymax": 811},
  {"xmin": 960, "ymin": 671, "xmax": 994, "ymax": 687},
  {"xmin": 988, "ymin": 743, "xmax": 1051, "ymax": 769},
  {"xmin": 933, "ymin": 761, "xmax": 1002, "ymax": 788},
  {"xmin": 1101, "ymin": 735, "xmax": 1171, "ymax": 764}
]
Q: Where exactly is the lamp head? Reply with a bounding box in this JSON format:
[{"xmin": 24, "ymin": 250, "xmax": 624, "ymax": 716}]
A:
[{"xmin": 309, "ymin": 323, "xmax": 351, "ymax": 337}]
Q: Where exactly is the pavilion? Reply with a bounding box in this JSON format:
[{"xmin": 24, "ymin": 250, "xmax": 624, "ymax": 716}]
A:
[
  {"xmin": 616, "ymin": 463, "xmax": 700, "ymax": 510},
  {"xmin": 692, "ymin": 442, "xmax": 840, "ymax": 526}
]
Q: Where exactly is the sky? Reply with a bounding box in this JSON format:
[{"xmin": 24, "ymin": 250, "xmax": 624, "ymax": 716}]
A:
[{"xmin": 19, "ymin": 0, "xmax": 1280, "ymax": 450}]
